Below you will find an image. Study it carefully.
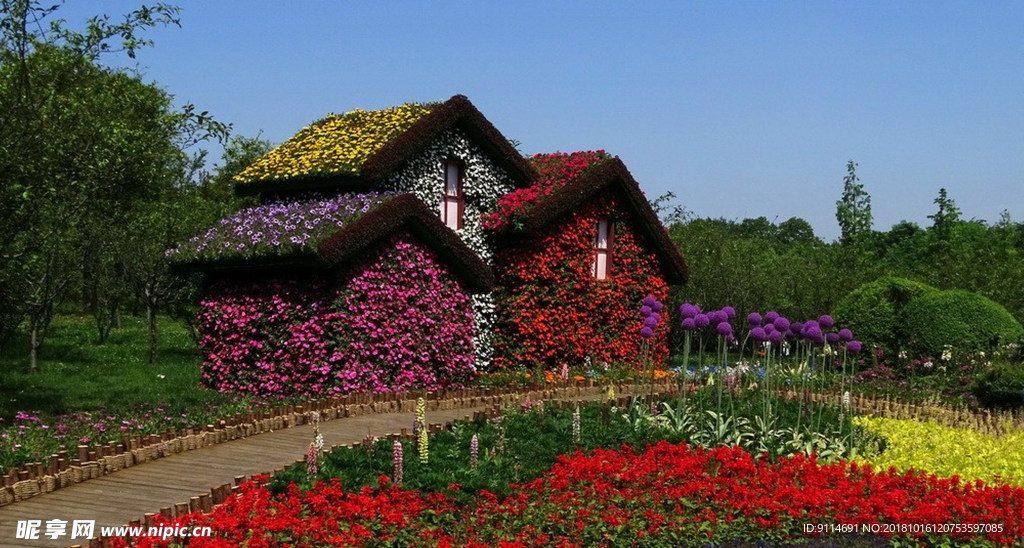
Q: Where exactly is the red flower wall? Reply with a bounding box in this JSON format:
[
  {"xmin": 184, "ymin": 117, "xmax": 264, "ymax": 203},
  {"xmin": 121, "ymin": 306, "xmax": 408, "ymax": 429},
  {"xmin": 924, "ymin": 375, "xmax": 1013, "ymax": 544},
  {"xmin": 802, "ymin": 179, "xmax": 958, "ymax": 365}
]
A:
[{"xmin": 492, "ymin": 192, "xmax": 670, "ymax": 370}]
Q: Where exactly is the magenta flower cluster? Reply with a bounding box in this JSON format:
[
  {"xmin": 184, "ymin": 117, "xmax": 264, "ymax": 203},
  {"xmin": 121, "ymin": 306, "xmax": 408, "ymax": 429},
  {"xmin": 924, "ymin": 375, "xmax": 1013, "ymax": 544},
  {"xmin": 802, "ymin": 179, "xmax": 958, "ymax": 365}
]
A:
[
  {"xmin": 679, "ymin": 303, "xmax": 737, "ymax": 339},
  {"xmin": 167, "ymin": 192, "xmax": 392, "ymax": 263},
  {"xmin": 197, "ymin": 233, "xmax": 476, "ymax": 397},
  {"xmin": 680, "ymin": 305, "xmax": 864, "ymax": 353}
]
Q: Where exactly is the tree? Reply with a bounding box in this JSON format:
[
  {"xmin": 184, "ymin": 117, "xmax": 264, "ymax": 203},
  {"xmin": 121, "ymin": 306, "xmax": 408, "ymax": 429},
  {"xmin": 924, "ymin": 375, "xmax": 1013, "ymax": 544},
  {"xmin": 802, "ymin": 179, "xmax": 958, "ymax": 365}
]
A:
[
  {"xmin": 835, "ymin": 160, "xmax": 873, "ymax": 244},
  {"xmin": 776, "ymin": 217, "xmax": 819, "ymax": 246},
  {"xmin": 0, "ymin": 1, "xmax": 228, "ymax": 367},
  {"xmin": 927, "ymin": 187, "xmax": 961, "ymax": 242}
]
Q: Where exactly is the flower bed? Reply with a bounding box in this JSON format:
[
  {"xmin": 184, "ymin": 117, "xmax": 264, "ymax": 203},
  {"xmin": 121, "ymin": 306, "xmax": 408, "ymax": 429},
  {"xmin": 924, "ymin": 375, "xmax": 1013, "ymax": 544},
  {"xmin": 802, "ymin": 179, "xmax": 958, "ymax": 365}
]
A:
[
  {"xmin": 855, "ymin": 416, "xmax": 1024, "ymax": 487},
  {"xmin": 112, "ymin": 441, "xmax": 1024, "ymax": 547}
]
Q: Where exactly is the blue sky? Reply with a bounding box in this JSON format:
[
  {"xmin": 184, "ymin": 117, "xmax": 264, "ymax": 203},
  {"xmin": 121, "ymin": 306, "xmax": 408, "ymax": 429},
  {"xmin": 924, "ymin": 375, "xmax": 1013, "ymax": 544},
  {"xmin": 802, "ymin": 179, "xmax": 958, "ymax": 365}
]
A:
[{"xmin": 60, "ymin": 1, "xmax": 1024, "ymax": 240}]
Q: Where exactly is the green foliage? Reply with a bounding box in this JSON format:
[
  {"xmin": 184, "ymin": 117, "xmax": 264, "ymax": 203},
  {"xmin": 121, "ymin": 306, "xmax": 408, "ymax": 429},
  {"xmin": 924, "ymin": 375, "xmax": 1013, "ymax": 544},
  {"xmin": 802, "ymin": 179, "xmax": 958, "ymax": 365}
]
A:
[
  {"xmin": 903, "ymin": 289, "xmax": 1024, "ymax": 356},
  {"xmin": 835, "ymin": 160, "xmax": 872, "ymax": 245},
  {"xmin": 833, "ymin": 276, "xmax": 938, "ymax": 350},
  {"xmin": 272, "ymin": 390, "xmax": 864, "ymax": 499},
  {"xmin": 972, "ymin": 363, "xmax": 1024, "ymax": 409}
]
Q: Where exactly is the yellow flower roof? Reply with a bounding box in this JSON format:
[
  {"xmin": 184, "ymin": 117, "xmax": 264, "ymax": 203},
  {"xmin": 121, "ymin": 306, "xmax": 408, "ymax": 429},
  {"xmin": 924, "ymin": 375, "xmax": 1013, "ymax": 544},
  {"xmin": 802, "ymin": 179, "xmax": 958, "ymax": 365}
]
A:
[{"xmin": 235, "ymin": 102, "xmax": 437, "ymax": 185}]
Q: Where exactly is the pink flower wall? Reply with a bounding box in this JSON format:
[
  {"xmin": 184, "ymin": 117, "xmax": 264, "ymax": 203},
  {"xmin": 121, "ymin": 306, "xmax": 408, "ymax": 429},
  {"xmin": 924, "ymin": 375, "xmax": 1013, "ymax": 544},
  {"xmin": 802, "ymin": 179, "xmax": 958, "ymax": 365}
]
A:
[{"xmin": 198, "ymin": 233, "xmax": 476, "ymax": 397}]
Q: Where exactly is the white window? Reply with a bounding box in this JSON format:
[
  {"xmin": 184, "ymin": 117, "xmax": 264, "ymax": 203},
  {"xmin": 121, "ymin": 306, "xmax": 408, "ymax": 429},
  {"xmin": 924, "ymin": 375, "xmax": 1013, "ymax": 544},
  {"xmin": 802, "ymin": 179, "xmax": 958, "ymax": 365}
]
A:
[
  {"xmin": 593, "ymin": 219, "xmax": 613, "ymax": 279},
  {"xmin": 441, "ymin": 160, "xmax": 464, "ymax": 230}
]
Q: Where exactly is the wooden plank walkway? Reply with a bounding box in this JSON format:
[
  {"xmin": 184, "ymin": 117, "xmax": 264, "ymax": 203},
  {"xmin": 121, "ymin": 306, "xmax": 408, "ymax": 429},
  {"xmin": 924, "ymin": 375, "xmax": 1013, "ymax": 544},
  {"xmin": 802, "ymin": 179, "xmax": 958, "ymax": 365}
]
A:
[{"xmin": 0, "ymin": 403, "xmax": 506, "ymax": 548}]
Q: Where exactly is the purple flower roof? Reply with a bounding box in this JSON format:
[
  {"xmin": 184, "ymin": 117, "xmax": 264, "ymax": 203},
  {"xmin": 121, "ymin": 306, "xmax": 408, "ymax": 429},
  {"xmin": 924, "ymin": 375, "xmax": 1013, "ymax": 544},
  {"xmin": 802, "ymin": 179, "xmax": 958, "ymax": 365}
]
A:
[{"xmin": 167, "ymin": 192, "xmax": 393, "ymax": 263}]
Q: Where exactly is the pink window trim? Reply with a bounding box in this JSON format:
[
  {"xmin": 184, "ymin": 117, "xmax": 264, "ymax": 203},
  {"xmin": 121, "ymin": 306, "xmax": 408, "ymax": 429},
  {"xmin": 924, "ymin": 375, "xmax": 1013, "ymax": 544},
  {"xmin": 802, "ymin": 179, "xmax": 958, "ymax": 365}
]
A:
[
  {"xmin": 593, "ymin": 219, "xmax": 613, "ymax": 280},
  {"xmin": 441, "ymin": 159, "xmax": 465, "ymax": 230}
]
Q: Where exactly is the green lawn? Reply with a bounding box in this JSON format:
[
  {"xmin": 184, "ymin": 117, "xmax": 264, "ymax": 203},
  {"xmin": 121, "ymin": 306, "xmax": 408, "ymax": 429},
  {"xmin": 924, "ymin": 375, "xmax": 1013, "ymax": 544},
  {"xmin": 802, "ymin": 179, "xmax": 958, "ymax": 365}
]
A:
[{"xmin": 0, "ymin": 314, "xmax": 232, "ymax": 420}]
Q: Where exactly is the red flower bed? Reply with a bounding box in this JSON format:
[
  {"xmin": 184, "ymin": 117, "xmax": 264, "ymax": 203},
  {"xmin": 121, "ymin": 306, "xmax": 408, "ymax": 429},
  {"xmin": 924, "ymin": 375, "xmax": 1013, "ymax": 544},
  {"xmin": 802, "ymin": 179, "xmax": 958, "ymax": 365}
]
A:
[{"xmin": 112, "ymin": 443, "xmax": 1024, "ymax": 547}]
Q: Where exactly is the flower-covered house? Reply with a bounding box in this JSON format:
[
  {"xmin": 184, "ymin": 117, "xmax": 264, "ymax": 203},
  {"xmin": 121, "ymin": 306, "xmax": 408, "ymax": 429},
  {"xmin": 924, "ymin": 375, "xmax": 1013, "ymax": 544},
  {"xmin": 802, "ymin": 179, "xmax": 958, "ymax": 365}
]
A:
[{"xmin": 170, "ymin": 95, "xmax": 687, "ymax": 396}]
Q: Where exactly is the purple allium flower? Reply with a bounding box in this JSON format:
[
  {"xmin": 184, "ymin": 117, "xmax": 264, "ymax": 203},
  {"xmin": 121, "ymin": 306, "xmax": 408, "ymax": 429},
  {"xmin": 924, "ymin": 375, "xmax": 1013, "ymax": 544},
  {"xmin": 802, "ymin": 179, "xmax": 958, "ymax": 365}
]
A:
[
  {"xmin": 680, "ymin": 303, "xmax": 700, "ymax": 319},
  {"xmin": 642, "ymin": 295, "xmax": 658, "ymax": 308},
  {"xmin": 681, "ymin": 317, "xmax": 696, "ymax": 330},
  {"xmin": 640, "ymin": 326, "xmax": 655, "ymax": 339},
  {"xmin": 694, "ymin": 314, "xmax": 710, "ymax": 329},
  {"xmin": 750, "ymin": 326, "xmax": 767, "ymax": 342},
  {"xmin": 643, "ymin": 316, "xmax": 659, "ymax": 328},
  {"xmin": 769, "ymin": 331, "xmax": 784, "ymax": 343},
  {"xmin": 818, "ymin": 315, "xmax": 835, "ymax": 328},
  {"xmin": 722, "ymin": 306, "xmax": 737, "ymax": 319},
  {"xmin": 847, "ymin": 340, "xmax": 863, "ymax": 353},
  {"xmin": 651, "ymin": 300, "xmax": 664, "ymax": 313},
  {"xmin": 838, "ymin": 328, "xmax": 854, "ymax": 342},
  {"xmin": 709, "ymin": 310, "xmax": 727, "ymax": 324},
  {"xmin": 747, "ymin": 312, "xmax": 763, "ymax": 326},
  {"xmin": 640, "ymin": 305, "xmax": 653, "ymax": 318},
  {"xmin": 763, "ymin": 323, "xmax": 776, "ymax": 335},
  {"xmin": 765, "ymin": 311, "xmax": 780, "ymax": 322},
  {"xmin": 826, "ymin": 332, "xmax": 840, "ymax": 344},
  {"xmin": 773, "ymin": 317, "xmax": 791, "ymax": 331},
  {"xmin": 716, "ymin": 322, "xmax": 733, "ymax": 337},
  {"xmin": 790, "ymin": 321, "xmax": 803, "ymax": 334}
]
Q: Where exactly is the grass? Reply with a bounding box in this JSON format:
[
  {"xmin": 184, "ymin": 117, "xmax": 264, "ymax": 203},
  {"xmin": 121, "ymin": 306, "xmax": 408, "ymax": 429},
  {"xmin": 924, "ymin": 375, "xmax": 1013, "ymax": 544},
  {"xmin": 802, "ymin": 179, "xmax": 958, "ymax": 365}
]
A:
[{"xmin": 0, "ymin": 313, "xmax": 232, "ymax": 420}]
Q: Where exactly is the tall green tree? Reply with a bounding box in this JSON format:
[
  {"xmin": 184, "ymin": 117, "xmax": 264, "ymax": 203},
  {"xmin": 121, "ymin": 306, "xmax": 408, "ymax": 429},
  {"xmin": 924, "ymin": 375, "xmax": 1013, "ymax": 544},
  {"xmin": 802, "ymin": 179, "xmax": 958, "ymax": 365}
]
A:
[
  {"xmin": 0, "ymin": 1, "xmax": 227, "ymax": 367},
  {"xmin": 927, "ymin": 187, "xmax": 961, "ymax": 242},
  {"xmin": 835, "ymin": 160, "xmax": 873, "ymax": 245}
]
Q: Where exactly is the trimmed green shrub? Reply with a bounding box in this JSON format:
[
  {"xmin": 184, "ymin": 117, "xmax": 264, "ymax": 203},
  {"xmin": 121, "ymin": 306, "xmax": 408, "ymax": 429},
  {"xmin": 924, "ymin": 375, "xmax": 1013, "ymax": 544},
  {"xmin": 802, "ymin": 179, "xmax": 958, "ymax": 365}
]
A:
[
  {"xmin": 972, "ymin": 364, "xmax": 1024, "ymax": 409},
  {"xmin": 903, "ymin": 289, "xmax": 1024, "ymax": 357},
  {"xmin": 833, "ymin": 276, "xmax": 938, "ymax": 350}
]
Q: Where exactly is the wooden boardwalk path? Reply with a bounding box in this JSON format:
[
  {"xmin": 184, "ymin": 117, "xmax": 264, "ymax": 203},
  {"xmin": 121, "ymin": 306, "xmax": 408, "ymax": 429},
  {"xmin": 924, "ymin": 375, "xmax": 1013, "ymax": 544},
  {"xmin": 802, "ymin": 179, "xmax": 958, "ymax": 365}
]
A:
[
  {"xmin": 0, "ymin": 403, "xmax": 505, "ymax": 548},
  {"xmin": 0, "ymin": 384, "xmax": 636, "ymax": 548}
]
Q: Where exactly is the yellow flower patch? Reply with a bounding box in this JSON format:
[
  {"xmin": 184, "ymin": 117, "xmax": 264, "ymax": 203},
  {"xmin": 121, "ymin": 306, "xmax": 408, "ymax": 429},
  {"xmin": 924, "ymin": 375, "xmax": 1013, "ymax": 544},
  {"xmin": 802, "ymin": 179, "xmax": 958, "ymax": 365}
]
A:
[
  {"xmin": 235, "ymin": 102, "xmax": 436, "ymax": 184},
  {"xmin": 855, "ymin": 416, "xmax": 1024, "ymax": 486}
]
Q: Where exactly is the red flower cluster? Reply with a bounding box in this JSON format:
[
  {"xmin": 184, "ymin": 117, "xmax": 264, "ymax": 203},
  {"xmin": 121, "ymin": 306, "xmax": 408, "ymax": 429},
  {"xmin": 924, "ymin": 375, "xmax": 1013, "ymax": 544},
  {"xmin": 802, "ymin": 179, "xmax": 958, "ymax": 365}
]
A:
[
  {"xmin": 492, "ymin": 193, "xmax": 670, "ymax": 370},
  {"xmin": 111, "ymin": 443, "xmax": 1024, "ymax": 547},
  {"xmin": 482, "ymin": 151, "xmax": 610, "ymax": 230}
]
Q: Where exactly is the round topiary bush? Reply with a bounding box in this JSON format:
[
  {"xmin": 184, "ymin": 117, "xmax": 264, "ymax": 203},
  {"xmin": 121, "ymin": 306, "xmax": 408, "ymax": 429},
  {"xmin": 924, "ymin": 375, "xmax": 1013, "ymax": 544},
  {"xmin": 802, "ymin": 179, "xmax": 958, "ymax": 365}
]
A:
[
  {"xmin": 902, "ymin": 289, "xmax": 1024, "ymax": 357},
  {"xmin": 833, "ymin": 276, "xmax": 938, "ymax": 350}
]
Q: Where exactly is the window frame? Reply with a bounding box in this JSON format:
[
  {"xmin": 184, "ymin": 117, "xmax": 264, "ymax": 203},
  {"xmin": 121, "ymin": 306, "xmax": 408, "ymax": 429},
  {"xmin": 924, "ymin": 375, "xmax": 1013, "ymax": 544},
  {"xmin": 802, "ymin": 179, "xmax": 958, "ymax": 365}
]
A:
[
  {"xmin": 441, "ymin": 158, "xmax": 466, "ymax": 230},
  {"xmin": 592, "ymin": 218, "xmax": 614, "ymax": 280}
]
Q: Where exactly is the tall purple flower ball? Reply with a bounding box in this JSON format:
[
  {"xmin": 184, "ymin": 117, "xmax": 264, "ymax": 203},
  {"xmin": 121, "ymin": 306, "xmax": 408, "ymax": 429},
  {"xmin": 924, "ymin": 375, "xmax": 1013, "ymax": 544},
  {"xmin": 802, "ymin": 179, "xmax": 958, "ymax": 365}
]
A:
[
  {"xmin": 747, "ymin": 312, "xmax": 763, "ymax": 326},
  {"xmin": 769, "ymin": 330, "xmax": 784, "ymax": 343},
  {"xmin": 764, "ymin": 311, "xmax": 780, "ymax": 322},
  {"xmin": 680, "ymin": 303, "xmax": 700, "ymax": 319},
  {"xmin": 818, "ymin": 315, "xmax": 835, "ymax": 328},
  {"xmin": 838, "ymin": 328, "xmax": 854, "ymax": 342},
  {"xmin": 642, "ymin": 295, "xmax": 658, "ymax": 308},
  {"xmin": 750, "ymin": 326, "xmax": 767, "ymax": 342},
  {"xmin": 790, "ymin": 321, "xmax": 804, "ymax": 334},
  {"xmin": 649, "ymin": 312, "xmax": 661, "ymax": 324},
  {"xmin": 804, "ymin": 325, "xmax": 823, "ymax": 341},
  {"xmin": 640, "ymin": 305, "xmax": 653, "ymax": 318},
  {"xmin": 825, "ymin": 332, "xmax": 840, "ymax": 344},
  {"xmin": 709, "ymin": 310, "xmax": 727, "ymax": 324},
  {"xmin": 847, "ymin": 340, "xmax": 863, "ymax": 353},
  {"xmin": 681, "ymin": 317, "xmax": 697, "ymax": 330},
  {"xmin": 763, "ymin": 323, "xmax": 776, "ymax": 336},
  {"xmin": 651, "ymin": 300, "xmax": 664, "ymax": 313},
  {"xmin": 811, "ymin": 333, "xmax": 826, "ymax": 346},
  {"xmin": 694, "ymin": 314, "xmax": 710, "ymax": 329},
  {"xmin": 722, "ymin": 306, "xmax": 737, "ymax": 319},
  {"xmin": 773, "ymin": 317, "xmax": 791, "ymax": 331},
  {"xmin": 716, "ymin": 321, "xmax": 733, "ymax": 337},
  {"xmin": 643, "ymin": 316, "xmax": 659, "ymax": 328},
  {"xmin": 640, "ymin": 326, "xmax": 655, "ymax": 339}
]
